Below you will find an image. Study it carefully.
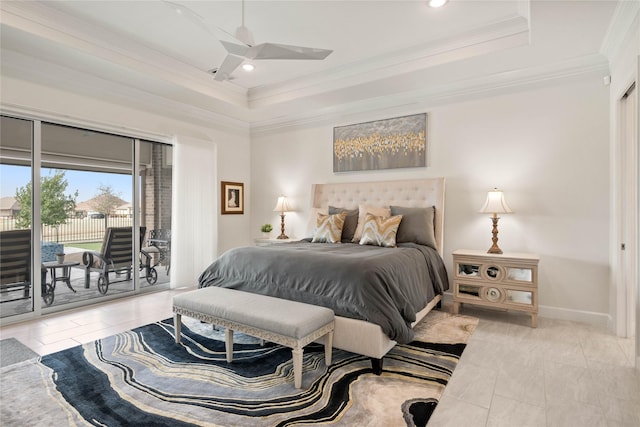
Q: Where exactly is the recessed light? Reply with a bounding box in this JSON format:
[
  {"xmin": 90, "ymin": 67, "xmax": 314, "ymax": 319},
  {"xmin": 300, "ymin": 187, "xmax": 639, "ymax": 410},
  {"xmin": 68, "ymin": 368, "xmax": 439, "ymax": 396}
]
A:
[
  {"xmin": 429, "ymin": 0, "xmax": 448, "ymax": 8},
  {"xmin": 242, "ymin": 63, "xmax": 255, "ymax": 72}
]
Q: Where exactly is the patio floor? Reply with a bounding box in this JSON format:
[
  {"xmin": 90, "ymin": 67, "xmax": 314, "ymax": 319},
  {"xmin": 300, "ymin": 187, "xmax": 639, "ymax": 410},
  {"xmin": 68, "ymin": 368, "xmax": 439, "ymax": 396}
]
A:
[{"xmin": 0, "ymin": 245, "xmax": 170, "ymax": 318}]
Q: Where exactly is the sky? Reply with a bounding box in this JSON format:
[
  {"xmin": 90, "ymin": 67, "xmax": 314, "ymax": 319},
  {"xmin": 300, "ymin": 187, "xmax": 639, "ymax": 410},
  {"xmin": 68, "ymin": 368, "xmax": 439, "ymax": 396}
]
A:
[{"xmin": 1, "ymin": 164, "xmax": 132, "ymax": 203}]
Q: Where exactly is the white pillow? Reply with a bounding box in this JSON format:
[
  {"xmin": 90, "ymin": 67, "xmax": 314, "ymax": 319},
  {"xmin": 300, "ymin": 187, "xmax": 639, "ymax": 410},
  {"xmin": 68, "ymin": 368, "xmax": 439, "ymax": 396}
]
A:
[{"xmin": 352, "ymin": 204, "xmax": 391, "ymax": 242}]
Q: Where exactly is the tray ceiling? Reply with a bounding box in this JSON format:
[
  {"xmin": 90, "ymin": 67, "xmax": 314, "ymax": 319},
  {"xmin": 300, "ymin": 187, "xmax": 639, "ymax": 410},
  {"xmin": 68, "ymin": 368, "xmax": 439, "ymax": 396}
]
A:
[{"xmin": 0, "ymin": 1, "xmax": 621, "ymax": 128}]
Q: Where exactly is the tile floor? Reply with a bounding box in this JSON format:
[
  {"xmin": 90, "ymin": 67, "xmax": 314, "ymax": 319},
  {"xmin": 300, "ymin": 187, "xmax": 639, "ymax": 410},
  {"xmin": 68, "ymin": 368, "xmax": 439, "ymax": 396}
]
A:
[
  {"xmin": 1, "ymin": 253, "xmax": 171, "ymax": 318},
  {"xmin": 431, "ymin": 306, "xmax": 639, "ymax": 427},
  {"xmin": 0, "ymin": 288, "xmax": 186, "ymax": 355},
  {"xmin": 0, "ymin": 290, "xmax": 638, "ymax": 427}
]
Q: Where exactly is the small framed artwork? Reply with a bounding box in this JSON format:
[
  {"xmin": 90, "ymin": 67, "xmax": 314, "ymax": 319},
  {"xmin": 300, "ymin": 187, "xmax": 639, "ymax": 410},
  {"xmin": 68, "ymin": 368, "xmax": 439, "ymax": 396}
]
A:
[{"xmin": 221, "ymin": 181, "xmax": 244, "ymax": 215}]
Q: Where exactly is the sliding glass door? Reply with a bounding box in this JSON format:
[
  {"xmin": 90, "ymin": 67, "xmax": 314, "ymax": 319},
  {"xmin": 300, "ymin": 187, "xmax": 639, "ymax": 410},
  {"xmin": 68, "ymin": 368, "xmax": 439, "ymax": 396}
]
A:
[
  {"xmin": 139, "ymin": 140, "xmax": 172, "ymax": 288},
  {"xmin": 40, "ymin": 123, "xmax": 136, "ymax": 308},
  {"xmin": 0, "ymin": 116, "xmax": 34, "ymax": 317},
  {"xmin": 0, "ymin": 115, "xmax": 172, "ymax": 319}
]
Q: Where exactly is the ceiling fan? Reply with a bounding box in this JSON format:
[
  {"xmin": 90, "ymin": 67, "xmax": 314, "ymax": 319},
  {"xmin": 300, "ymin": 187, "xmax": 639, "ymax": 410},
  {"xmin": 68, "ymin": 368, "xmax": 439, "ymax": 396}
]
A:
[{"xmin": 165, "ymin": 0, "xmax": 333, "ymax": 81}]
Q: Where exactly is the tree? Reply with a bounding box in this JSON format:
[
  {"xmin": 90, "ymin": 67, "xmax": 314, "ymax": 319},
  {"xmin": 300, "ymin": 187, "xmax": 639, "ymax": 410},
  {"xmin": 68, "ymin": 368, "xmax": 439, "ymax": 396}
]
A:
[
  {"xmin": 14, "ymin": 170, "xmax": 78, "ymax": 229},
  {"xmin": 92, "ymin": 184, "xmax": 122, "ymax": 216}
]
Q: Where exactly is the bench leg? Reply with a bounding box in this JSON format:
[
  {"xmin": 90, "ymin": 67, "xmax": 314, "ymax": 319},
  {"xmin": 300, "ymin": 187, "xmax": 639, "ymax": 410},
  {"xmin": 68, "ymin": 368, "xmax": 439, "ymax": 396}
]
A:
[
  {"xmin": 174, "ymin": 313, "xmax": 182, "ymax": 344},
  {"xmin": 225, "ymin": 328, "xmax": 234, "ymax": 363},
  {"xmin": 325, "ymin": 331, "xmax": 333, "ymax": 366},
  {"xmin": 292, "ymin": 347, "xmax": 303, "ymax": 389}
]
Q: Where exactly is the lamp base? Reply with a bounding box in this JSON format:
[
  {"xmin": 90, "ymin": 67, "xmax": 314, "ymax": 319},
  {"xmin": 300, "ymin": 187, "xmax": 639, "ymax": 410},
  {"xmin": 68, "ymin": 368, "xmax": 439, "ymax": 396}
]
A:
[
  {"xmin": 487, "ymin": 245, "xmax": 503, "ymax": 254},
  {"xmin": 487, "ymin": 215, "xmax": 503, "ymax": 254},
  {"xmin": 277, "ymin": 213, "xmax": 289, "ymax": 240}
]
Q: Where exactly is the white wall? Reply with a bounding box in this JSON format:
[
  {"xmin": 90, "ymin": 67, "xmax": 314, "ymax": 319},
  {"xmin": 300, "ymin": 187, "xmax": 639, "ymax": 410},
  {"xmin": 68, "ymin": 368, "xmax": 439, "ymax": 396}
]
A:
[
  {"xmin": 0, "ymin": 67, "xmax": 614, "ymax": 325},
  {"xmin": 251, "ymin": 76, "xmax": 611, "ymax": 325},
  {"xmin": 1, "ymin": 76, "xmax": 251, "ymax": 288}
]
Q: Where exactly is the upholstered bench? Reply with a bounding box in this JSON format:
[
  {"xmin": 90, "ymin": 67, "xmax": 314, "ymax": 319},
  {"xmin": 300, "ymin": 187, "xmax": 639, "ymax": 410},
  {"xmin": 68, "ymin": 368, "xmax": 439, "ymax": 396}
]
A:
[{"xmin": 173, "ymin": 287, "xmax": 335, "ymax": 389}]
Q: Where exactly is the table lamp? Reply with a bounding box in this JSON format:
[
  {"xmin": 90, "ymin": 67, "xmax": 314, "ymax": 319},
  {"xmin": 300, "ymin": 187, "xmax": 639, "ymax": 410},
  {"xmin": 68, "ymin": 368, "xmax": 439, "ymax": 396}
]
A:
[
  {"xmin": 273, "ymin": 196, "xmax": 292, "ymax": 239},
  {"xmin": 478, "ymin": 188, "xmax": 513, "ymax": 254}
]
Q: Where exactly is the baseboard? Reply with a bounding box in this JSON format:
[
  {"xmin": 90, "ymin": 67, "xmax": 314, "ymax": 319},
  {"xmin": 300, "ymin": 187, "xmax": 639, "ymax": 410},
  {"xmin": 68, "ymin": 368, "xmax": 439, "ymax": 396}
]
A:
[
  {"xmin": 441, "ymin": 292, "xmax": 611, "ymax": 329},
  {"xmin": 537, "ymin": 305, "xmax": 610, "ymax": 329}
]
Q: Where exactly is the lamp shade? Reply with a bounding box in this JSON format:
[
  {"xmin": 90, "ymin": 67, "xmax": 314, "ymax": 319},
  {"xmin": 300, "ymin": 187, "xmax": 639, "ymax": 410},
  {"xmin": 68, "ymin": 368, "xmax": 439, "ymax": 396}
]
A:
[
  {"xmin": 479, "ymin": 188, "xmax": 513, "ymax": 214},
  {"xmin": 273, "ymin": 196, "xmax": 292, "ymax": 213}
]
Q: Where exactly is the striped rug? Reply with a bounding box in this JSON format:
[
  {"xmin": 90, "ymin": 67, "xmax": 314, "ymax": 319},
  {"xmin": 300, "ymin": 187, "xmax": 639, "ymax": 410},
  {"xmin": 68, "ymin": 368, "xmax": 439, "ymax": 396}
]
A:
[{"xmin": 0, "ymin": 311, "xmax": 477, "ymax": 427}]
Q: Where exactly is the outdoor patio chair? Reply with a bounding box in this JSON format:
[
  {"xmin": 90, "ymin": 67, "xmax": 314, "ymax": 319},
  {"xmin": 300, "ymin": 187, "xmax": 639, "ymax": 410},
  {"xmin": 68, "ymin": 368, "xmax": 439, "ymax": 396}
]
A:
[
  {"xmin": 145, "ymin": 229, "xmax": 171, "ymax": 274},
  {"xmin": 70, "ymin": 227, "xmax": 157, "ymax": 294},
  {"xmin": 0, "ymin": 229, "xmax": 32, "ymax": 303},
  {"xmin": 0, "ymin": 230, "xmax": 53, "ymax": 306}
]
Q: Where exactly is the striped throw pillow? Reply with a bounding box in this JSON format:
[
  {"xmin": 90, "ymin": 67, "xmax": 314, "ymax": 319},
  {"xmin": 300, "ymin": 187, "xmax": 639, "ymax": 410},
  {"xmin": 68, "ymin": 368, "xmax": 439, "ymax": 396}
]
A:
[
  {"xmin": 312, "ymin": 212, "xmax": 347, "ymax": 243},
  {"xmin": 359, "ymin": 213, "xmax": 403, "ymax": 247},
  {"xmin": 351, "ymin": 204, "xmax": 391, "ymax": 242}
]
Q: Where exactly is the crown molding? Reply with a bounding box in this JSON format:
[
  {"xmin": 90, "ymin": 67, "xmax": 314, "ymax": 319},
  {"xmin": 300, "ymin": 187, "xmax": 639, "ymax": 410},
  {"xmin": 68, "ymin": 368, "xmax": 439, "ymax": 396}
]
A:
[
  {"xmin": 0, "ymin": 1, "xmax": 248, "ymax": 107},
  {"xmin": 248, "ymin": 14, "xmax": 530, "ymax": 109},
  {"xmin": 1, "ymin": 0, "xmax": 533, "ymax": 127},
  {"xmin": 250, "ymin": 53, "xmax": 610, "ymax": 135},
  {"xmin": 0, "ymin": 102, "xmax": 174, "ymax": 144},
  {"xmin": 599, "ymin": 0, "xmax": 640, "ymax": 61},
  {"xmin": 1, "ymin": 51, "xmax": 251, "ymax": 135},
  {"xmin": 0, "ymin": 1, "xmax": 612, "ymax": 138}
]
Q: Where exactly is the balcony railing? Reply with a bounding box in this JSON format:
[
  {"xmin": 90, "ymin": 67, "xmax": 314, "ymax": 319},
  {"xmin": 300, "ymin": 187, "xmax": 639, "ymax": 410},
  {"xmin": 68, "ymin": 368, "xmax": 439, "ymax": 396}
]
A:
[{"xmin": 0, "ymin": 216, "xmax": 134, "ymax": 243}]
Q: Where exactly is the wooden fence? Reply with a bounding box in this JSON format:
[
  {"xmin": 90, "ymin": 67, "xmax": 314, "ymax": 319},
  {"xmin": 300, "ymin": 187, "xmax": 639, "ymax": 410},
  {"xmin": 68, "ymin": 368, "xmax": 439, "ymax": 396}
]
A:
[{"xmin": 0, "ymin": 216, "xmax": 134, "ymax": 243}]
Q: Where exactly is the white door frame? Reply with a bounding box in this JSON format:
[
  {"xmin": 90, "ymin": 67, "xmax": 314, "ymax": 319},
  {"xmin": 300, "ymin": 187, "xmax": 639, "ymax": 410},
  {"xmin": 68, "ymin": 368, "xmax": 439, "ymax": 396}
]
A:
[
  {"xmin": 614, "ymin": 75, "xmax": 638, "ymax": 369},
  {"xmin": 636, "ymin": 59, "xmax": 640, "ymax": 370}
]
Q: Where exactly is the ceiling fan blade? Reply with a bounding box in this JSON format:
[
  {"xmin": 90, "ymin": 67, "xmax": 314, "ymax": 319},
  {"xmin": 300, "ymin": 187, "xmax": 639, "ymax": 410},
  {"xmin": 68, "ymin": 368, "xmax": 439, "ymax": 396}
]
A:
[
  {"xmin": 213, "ymin": 54, "xmax": 245, "ymax": 81},
  {"xmin": 247, "ymin": 43, "xmax": 333, "ymax": 60},
  {"xmin": 220, "ymin": 40, "xmax": 249, "ymax": 57},
  {"xmin": 164, "ymin": 0, "xmax": 334, "ymax": 82},
  {"xmin": 216, "ymin": 25, "xmax": 252, "ymax": 48}
]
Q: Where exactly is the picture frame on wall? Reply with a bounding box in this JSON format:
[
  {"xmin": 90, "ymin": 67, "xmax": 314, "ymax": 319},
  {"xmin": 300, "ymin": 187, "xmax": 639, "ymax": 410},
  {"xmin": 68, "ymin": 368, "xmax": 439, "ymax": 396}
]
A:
[
  {"xmin": 333, "ymin": 113, "xmax": 427, "ymax": 173},
  {"xmin": 221, "ymin": 181, "xmax": 244, "ymax": 214}
]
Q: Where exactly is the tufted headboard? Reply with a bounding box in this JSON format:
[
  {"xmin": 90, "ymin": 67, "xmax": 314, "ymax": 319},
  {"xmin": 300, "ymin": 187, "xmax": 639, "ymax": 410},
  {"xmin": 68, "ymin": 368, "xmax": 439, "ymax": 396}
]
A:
[{"xmin": 311, "ymin": 178, "xmax": 445, "ymax": 255}]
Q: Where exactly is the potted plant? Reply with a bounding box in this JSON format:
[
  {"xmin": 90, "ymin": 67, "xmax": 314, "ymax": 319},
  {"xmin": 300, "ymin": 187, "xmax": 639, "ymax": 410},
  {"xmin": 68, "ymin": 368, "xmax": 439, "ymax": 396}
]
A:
[
  {"xmin": 56, "ymin": 252, "xmax": 65, "ymax": 264},
  {"xmin": 260, "ymin": 223, "xmax": 273, "ymax": 238}
]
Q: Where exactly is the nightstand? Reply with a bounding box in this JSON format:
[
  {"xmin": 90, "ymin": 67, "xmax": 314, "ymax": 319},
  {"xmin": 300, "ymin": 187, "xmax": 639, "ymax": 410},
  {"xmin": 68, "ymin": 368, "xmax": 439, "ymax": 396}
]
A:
[
  {"xmin": 452, "ymin": 249, "xmax": 539, "ymax": 327},
  {"xmin": 253, "ymin": 238, "xmax": 293, "ymax": 247}
]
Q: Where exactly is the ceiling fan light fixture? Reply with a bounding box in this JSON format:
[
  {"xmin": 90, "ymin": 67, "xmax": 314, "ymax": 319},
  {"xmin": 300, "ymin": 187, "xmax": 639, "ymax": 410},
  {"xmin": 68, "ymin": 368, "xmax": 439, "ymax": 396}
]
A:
[
  {"xmin": 428, "ymin": 0, "xmax": 448, "ymax": 8},
  {"xmin": 242, "ymin": 63, "xmax": 255, "ymax": 72}
]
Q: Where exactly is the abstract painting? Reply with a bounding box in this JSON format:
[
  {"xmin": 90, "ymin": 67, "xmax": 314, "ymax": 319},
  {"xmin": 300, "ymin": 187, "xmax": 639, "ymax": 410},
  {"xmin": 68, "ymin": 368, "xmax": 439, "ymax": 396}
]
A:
[{"xmin": 333, "ymin": 113, "xmax": 427, "ymax": 172}]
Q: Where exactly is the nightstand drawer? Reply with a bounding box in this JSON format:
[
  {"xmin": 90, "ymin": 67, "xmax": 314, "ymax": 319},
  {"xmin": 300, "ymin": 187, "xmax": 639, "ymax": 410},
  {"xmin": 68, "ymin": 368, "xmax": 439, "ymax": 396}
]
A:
[
  {"xmin": 455, "ymin": 258, "xmax": 537, "ymax": 286},
  {"xmin": 452, "ymin": 249, "xmax": 539, "ymax": 327},
  {"xmin": 454, "ymin": 282, "xmax": 536, "ymax": 310}
]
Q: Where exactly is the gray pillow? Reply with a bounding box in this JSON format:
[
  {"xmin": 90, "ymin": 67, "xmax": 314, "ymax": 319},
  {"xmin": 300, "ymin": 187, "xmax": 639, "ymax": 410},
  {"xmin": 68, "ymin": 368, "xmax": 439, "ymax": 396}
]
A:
[
  {"xmin": 328, "ymin": 206, "xmax": 359, "ymax": 242},
  {"xmin": 389, "ymin": 206, "xmax": 437, "ymax": 249}
]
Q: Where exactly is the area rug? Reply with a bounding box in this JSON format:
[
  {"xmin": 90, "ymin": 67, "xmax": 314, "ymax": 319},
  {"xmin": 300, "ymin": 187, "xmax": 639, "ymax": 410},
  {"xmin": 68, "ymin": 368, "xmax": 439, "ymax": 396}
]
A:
[
  {"xmin": 0, "ymin": 337, "xmax": 39, "ymax": 368},
  {"xmin": 0, "ymin": 311, "xmax": 477, "ymax": 426}
]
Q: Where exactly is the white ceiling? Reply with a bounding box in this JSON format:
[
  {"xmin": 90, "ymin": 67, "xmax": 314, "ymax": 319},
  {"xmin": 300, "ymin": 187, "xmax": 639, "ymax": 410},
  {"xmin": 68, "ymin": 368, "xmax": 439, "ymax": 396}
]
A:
[{"xmin": 0, "ymin": 1, "xmax": 623, "ymax": 129}]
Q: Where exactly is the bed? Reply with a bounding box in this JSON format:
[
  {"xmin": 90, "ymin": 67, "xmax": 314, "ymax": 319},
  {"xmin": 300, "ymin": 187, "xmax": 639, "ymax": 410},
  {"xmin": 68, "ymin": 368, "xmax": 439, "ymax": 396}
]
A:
[{"xmin": 199, "ymin": 178, "xmax": 447, "ymax": 372}]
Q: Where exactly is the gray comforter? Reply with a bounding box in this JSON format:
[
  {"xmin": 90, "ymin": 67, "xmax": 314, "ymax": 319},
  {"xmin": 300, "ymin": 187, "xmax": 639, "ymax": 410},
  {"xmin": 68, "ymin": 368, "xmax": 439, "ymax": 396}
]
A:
[{"xmin": 198, "ymin": 241, "xmax": 449, "ymax": 344}]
